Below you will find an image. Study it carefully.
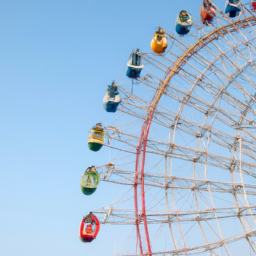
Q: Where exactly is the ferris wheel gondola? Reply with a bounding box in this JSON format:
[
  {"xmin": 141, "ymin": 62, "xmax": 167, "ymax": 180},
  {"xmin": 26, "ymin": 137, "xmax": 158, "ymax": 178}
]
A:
[
  {"xmin": 200, "ymin": 0, "xmax": 217, "ymax": 24},
  {"xmin": 175, "ymin": 10, "xmax": 192, "ymax": 35},
  {"xmin": 126, "ymin": 49, "xmax": 144, "ymax": 78},
  {"xmin": 151, "ymin": 27, "xmax": 168, "ymax": 53},
  {"xmin": 225, "ymin": 0, "xmax": 241, "ymax": 18},
  {"xmin": 79, "ymin": 213, "xmax": 100, "ymax": 243},
  {"xmin": 81, "ymin": 166, "xmax": 100, "ymax": 195},
  {"xmin": 87, "ymin": 123, "xmax": 104, "ymax": 152},
  {"xmin": 103, "ymin": 81, "xmax": 121, "ymax": 113},
  {"xmin": 251, "ymin": 0, "xmax": 256, "ymax": 11}
]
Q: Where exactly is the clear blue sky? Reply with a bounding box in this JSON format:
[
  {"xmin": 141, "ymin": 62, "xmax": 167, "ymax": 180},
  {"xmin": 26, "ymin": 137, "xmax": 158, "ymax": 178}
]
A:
[{"xmin": 0, "ymin": 1, "xmax": 230, "ymax": 255}]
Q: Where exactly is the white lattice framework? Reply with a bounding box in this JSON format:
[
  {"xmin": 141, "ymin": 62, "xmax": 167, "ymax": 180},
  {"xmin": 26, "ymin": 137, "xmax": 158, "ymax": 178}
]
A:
[{"xmin": 93, "ymin": 2, "xmax": 256, "ymax": 255}]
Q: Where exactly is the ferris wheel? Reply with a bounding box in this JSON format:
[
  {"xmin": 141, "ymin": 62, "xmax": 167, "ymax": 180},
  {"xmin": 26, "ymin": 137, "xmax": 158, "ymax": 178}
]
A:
[{"xmin": 81, "ymin": 1, "xmax": 256, "ymax": 255}]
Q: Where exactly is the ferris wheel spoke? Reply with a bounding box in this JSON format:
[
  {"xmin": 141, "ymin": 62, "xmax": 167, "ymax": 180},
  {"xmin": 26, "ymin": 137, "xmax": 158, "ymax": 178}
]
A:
[
  {"xmin": 93, "ymin": 205, "xmax": 256, "ymax": 225},
  {"xmin": 146, "ymin": 142, "xmax": 256, "ymax": 172},
  {"xmin": 103, "ymin": 169, "xmax": 256, "ymax": 196},
  {"xmin": 113, "ymin": 101, "xmax": 252, "ymax": 147},
  {"xmin": 106, "ymin": 133, "xmax": 256, "ymax": 179},
  {"xmin": 154, "ymin": 97, "xmax": 256, "ymax": 146},
  {"xmin": 154, "ymin": 108, "xmax": 256, "ymax": 150}
]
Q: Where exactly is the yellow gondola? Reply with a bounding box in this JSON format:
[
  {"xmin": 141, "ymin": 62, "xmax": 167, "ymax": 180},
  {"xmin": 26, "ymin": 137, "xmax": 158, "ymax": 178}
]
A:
[
  {"xmin": 88, "ymin": 123, "xmax": 104, "ymax": 152},
  {"xmin": 151, "ymin": 28, "xmax": 167, "ymax": 54}
]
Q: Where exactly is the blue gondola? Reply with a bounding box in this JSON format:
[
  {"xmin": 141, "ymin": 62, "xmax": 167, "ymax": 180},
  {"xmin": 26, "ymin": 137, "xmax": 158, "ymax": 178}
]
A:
[
  {"xmin": 126, "ymin": 49, "xmax": 144, "ymax": 78},
  {"xmin": 176, "ymin": 10, "xmax": 192, "ymax": 36},
  {"xmin": 103, "ymin": 82, "xmax": 121, "ymax": 113},
  {"xmin": 225, "ymin": 0, "xmax": 241, "ymax": 18}
]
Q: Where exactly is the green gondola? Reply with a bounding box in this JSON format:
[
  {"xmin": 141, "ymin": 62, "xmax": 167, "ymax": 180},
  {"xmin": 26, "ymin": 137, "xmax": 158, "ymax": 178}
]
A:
[{"xmin": 81, "ymin": 166, "xmax": 100, "ymax": 195}]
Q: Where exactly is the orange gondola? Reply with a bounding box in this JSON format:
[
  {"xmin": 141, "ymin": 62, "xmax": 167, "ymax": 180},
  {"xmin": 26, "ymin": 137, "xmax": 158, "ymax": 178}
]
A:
[{"xmin": 151, "ymin": 28, "xmax": 167, "ymax": 53}]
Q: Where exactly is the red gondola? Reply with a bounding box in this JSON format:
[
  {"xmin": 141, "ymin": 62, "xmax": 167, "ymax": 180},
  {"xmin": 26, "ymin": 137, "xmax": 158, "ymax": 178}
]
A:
[
  {"xmin": 200, "ymin": 0, "xmax": 217, "ymax": 24},
  {"xmin": 79, "ymin": 213, "xmax": 100, "ymax": 242},
  {"xmin": 251, "ymin": 0, "xmax": 256, "ymax": 12}
]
